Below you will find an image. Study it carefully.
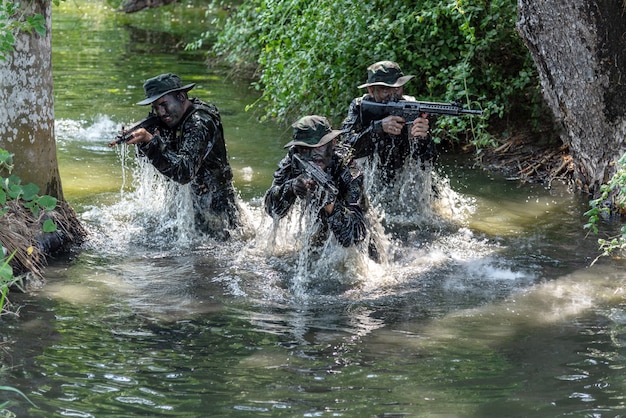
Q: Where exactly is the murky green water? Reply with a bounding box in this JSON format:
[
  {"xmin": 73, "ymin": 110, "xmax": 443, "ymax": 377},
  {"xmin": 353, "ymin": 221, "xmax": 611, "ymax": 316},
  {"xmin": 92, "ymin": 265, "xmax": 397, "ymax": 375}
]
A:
[{"xmin": 3, "ymin": 1, "xmax": 626, "ymax": 417}]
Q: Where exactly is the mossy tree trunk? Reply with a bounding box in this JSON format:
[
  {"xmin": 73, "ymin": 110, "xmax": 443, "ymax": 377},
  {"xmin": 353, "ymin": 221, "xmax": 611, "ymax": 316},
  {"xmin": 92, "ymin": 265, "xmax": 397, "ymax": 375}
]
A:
[
  {"xmin": 0, "ymin": 0, "xmax": 63, "ymax": 200},
  {"xmin": 0, "ymin": 1, "xmax": 85, "ymax": 267},
  {"xmin": 516, "ymin": 0, "xmax": 626, "ymax": 196}
]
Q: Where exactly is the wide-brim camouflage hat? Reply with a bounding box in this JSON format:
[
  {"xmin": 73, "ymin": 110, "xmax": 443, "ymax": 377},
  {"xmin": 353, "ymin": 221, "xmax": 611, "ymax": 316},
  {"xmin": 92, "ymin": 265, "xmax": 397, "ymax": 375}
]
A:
[
  {"xmin": 283, "ymin": 115, "xmax": 344, "ymax": 148},
  {"xmin": 137, "ymin": 73, "xmax": 195, "ymax": 105},
  {"xmin": 357, "ymin": 60, "xmax": 415, "ymax": 89}
]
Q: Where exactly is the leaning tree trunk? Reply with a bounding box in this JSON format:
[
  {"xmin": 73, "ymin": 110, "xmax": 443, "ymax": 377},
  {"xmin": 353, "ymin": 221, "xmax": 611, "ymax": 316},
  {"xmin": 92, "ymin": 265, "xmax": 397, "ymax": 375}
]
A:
[
  {"xmin": 516, "ymin": 0, "xmax": 626, "ymax": 195},
  {"xmin": 0, "ymin": 0, "xmax": 63, "ymax": 200}
]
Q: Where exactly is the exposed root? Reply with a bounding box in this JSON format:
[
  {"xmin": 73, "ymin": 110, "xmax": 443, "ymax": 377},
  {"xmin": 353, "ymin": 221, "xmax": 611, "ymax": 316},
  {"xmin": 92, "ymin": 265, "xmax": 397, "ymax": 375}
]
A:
[
  {"xmin": 0, "ymin": 200, "xmax": 86, "ymax": 290},
  {"xmin": 478, "ymin": 135, "xmax": 574, "ymax": 187}
]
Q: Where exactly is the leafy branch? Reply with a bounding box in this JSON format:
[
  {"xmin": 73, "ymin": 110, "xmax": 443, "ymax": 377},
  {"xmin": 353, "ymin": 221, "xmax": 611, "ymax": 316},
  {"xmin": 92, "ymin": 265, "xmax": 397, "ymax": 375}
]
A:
[
  {"xmin": 0, "ymin": 0, "xmax": 49, "ymax": 61},
  {"xmin": 195, "ymin": 0, "xmax": 542, "ymax": 148},
  {"xmin": 584, "ymin": 153, "xmax": 626, "ymax": 263}
]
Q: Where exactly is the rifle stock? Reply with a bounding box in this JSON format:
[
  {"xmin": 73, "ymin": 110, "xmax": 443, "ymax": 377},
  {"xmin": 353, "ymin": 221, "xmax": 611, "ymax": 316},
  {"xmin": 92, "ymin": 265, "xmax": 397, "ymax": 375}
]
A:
[
  {"xmin": 108, "ymin": 113, "xmax": 161, "ymax": 147},
  {"xmin": 360, "ymin": 100, "xmax": 482, "ymax": 126}
]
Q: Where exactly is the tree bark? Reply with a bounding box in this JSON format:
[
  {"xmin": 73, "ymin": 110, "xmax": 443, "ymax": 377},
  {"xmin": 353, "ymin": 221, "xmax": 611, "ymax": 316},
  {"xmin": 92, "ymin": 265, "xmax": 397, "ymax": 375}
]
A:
[
  {"xmin": 0, "ymin": 0, "xmax": 63, "ymax": 200},
  {"xmin": 516, "ymin": 0, "xmax": 626, "ymax": 195},
  {"xmin": 0, "ymin": 1, "xmax": 85, "ymax": 272}
]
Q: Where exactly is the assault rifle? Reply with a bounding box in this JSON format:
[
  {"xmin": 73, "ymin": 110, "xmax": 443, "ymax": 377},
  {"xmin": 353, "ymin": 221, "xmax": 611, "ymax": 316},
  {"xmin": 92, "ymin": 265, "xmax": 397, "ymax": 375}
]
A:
[
  {"xmin": 360, "ymin": 100, "xmax": 482, "ymax": 126},
  {"xmin": 292, "ymin": 153, "xmax": 339, "ymax": 198},
  {"xmin": 108, "ymin": 112, "xmax": 161, "ymax": 147}
]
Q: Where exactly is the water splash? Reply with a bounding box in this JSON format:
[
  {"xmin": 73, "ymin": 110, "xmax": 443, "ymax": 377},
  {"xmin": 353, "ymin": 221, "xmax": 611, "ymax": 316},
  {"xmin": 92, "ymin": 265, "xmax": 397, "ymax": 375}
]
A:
[
  {"xmin": 72, "ymin": 118, "xmax": 536, "ymax": 314},
  {"xmin": 360, "ymin": 154, "xmax": 474, "ymax": 234},
  {"xmin": 82, "ymin": 146, "xmax": 254, "ymax": 254}
]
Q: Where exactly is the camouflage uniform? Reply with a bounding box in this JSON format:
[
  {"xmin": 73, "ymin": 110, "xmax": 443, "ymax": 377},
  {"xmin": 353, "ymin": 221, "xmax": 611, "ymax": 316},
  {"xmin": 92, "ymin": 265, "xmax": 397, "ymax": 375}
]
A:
[
  {"xmin": 341, "ymin": 93, "xmax": 438, "ymax": 182},
  {"xmin": 138, "ymin": 98, "xmax": 238, "ymax": 236},
  {"xmin": 264, "ymin": 145, "xmax": 367, "ymax": 247}
]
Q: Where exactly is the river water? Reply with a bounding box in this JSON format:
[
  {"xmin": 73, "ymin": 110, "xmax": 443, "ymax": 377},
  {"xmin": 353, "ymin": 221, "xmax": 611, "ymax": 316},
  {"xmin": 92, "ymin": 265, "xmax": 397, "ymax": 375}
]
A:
[{"xmin": 3, "ymin": 1, "xmax": 626, "ymax": 417}]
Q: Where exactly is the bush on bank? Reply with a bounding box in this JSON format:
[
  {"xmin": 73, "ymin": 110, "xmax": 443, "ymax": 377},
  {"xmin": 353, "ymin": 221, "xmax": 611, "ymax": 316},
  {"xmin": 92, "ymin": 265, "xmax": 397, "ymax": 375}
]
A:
[{"xmin": 200, "ymin": 0, "xmax": 548, "ymax": 147}]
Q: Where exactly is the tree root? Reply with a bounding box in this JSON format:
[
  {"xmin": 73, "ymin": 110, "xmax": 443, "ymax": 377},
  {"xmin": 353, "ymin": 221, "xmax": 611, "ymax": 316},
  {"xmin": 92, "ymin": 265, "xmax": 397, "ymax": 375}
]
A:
[
  {"xmin": 0, "ymin": 200, "xmax": 86, "ymax": 290},
  {"xmin": 478, "ymin": 136, "xmax": 574, "ymax": 187}
]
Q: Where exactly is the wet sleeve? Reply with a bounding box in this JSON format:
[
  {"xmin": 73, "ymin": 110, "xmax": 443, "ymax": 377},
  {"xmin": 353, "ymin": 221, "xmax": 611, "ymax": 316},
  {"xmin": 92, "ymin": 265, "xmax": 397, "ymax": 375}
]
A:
[
  {"xmin": 138, "ymin": 113, "xmax": 215, "ymax": 185},
  {"xmin": 264, "ymin": 155, "xmax": 298, "ymax": 219},
  {"xmin": 326, "ymin": 167, "xmax": 367, "ymax": 247},
  {"xmin": 340, "ymin": 98, "xmax": 384, "ymax": 159}
]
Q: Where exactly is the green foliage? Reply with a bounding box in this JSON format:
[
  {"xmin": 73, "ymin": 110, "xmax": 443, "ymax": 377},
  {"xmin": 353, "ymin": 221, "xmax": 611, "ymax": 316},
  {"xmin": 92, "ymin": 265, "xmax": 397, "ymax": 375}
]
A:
[
  {"xmin": 0, "ymin": 148, "xmax": 57, "ymax": 317},
  {"xmin": 0, "ymin": 247, "xmax": 17, "ymax": 314},
  {"xmin": 0, "ymin": 0, "xmax": 64, "ymax": 61},
  {"xmin": 0, "ymin": 151, "xmax": 58, "ymax": 220},
  {"xmin": 202, "ymin": 0, "xmax": 543, "ymax": 147},
  {"xmin": 0, "ymin": 147, "xmax": 48, "ymax": 412},
  {"xmin": 0, "ymin": 383, "xmax": 38, "ymax": 411},
  {"xmin": 584, "ymin": 153, "xmax": 626, "ymax": 262}
]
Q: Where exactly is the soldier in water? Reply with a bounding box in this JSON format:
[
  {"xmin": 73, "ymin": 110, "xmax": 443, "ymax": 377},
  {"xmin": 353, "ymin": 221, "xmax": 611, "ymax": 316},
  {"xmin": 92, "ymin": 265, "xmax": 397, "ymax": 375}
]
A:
[
  {"xmin": 264, "ymin": 115, "xmax": 370, "ymax": 250},
  {"xmin": 120, "ymin": 73, "xmax": 239, "ymax": 239}
]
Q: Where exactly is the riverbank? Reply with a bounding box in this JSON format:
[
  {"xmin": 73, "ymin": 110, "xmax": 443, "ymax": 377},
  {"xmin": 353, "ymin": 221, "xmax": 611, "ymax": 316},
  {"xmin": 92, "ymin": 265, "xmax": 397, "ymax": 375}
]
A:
[{"xmin": 479, "ymin": 134, "xmax": 573, "ymax": 187}]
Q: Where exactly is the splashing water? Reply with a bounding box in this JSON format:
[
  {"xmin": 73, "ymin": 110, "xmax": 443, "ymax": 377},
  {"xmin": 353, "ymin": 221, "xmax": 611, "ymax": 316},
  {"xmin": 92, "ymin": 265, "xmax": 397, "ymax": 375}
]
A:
[
  {"xmin": 360, "ymin": 153, "xmax": 473, "ymax": 234},
  {"xmin": 75, "ymin": 122, "xmax": 534, "ymax": 312},
  {"xmin": 82, "ymin": 143, "xmax": 256, "ymax": 254},
  {"xmin": 82, "ymin": 149, "xmax": 198, "ymax": 252}
]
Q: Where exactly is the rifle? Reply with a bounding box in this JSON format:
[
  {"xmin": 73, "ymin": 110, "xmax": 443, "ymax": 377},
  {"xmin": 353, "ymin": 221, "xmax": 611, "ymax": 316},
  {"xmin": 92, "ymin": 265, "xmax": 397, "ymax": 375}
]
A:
[
  {"xmin": 291, "ymin": 153, "xmax": 339, "ymax": 198},
  {"xmin": 360, "ymin": 99, "xmax": 482, "ymax": 127},
  {"xmin": 108, "ymin": 112, "xmax": 161, "ymax": 147}
]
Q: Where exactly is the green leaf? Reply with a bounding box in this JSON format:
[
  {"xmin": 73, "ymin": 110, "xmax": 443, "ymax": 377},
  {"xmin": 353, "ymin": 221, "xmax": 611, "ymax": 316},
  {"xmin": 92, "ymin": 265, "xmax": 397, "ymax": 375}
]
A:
[
  {"xmin": 20, "ymin": 182, "xmax": 39, "ymax": 201},
  {"xmin": 8, "ymin": 184, "xmax": 22, "ymax": 200},
  {"xmin": 0, "ymin": 263, "xmax": 13, "ymax": 282},
  {"xmin": 37, "ymin": 195, "xmax": 57, "ymax": 211},
  {"xmin": 27, "ymin": 14, "xmax": 46, "ymax": 36},
  {"xmin": 42, "ymin": 219, "xmax": 57, "ymax": 233},
  {"xmin": 0, "ymin": 385, "xmax": 38, "ymax": 408}
]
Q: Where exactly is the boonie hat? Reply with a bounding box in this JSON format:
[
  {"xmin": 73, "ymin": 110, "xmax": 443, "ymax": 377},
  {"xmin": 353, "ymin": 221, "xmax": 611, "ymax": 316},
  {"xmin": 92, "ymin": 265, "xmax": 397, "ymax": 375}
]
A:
[
  {"xmin": 283, "ymin": 115, "xmax": 344, "ymax": 148},
  {"xmin": 357, "ymin": 60, "xmax": 415, "ymax": 89},
  {"xmin": 137, "ymin": 73, "xmax": 195, "ymax": 105}
]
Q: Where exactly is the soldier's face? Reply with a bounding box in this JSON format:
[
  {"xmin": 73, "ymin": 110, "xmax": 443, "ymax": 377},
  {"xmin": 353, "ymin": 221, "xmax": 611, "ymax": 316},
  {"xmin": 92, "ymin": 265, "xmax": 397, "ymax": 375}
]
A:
[
  {"xmin": 152, "ymin": 93, "xmax": 186, "ymax": 127},
  {"xmin": 368, "ymin": 85, "xmax": 403, "ymax": 103},
  {"xmin": 296, "ymin": 142, "xmax": 333, "ymax": 170}
]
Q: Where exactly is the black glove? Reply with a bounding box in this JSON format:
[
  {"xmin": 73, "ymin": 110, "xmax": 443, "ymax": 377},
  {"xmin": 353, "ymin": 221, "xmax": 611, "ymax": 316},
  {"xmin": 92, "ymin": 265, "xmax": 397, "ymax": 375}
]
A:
[{"xmin": 290, "ymin": 175, "xmax": 309, "ymax": 198}]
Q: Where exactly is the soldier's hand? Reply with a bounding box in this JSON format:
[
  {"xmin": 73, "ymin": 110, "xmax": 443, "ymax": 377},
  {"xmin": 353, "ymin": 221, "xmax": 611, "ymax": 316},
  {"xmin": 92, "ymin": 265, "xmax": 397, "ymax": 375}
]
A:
[
  {"xmin": 126, "ymin": 128, "xmax": 153, "ymax": 144},
  {"xmin": 410, "ymin": 114, "xmax": 429, "ymax": 139},
  {"xmin": 290, "ymin": 175, "xmax": 310, "ymax": 198},
  {"xmin": 382, "ymin": 115, "xmax": 405, "ymax": 136}
]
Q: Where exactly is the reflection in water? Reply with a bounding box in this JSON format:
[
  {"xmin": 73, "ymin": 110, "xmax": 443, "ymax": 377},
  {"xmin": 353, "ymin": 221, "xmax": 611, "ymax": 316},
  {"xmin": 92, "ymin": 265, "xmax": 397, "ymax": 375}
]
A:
[
  {"xmin": 10, "ymin": 114, "xmax": 626, "ymax": 416},
  {"xmin": 6, "ymin": 1, "xmax": 626, "ymax": 415},
  {"xmin": 30, "ymin": 90, "xmax": 623, "ymax": 418}
]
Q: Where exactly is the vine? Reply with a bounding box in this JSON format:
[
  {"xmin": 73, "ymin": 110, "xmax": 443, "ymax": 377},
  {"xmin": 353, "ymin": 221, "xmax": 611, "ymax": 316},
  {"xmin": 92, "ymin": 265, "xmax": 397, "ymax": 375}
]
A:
[{"xmin": 0, "ymin": 0, "xmax": 55, "ymax": 60}]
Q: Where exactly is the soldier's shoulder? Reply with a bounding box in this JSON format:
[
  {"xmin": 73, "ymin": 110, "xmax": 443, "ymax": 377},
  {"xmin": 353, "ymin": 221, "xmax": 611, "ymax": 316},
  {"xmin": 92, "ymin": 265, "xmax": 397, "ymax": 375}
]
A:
[{"xmin": 191, "ymin": 98, "xmax": 221, "ymax": 119}]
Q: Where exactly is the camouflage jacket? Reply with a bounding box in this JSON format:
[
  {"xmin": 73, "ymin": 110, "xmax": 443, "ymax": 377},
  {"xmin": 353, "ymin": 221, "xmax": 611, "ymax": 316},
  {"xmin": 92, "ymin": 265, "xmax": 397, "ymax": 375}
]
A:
[
  {"xmin": 138, "ymin": 98, "xmax": 235, "ymax": 198},
  {"xmin": 340, "ymin": 94, "xmax": 437, "ymax": 180},
  {"xmin": 264, "ymin": 147, "xmax": 368, "ymax": 247}
]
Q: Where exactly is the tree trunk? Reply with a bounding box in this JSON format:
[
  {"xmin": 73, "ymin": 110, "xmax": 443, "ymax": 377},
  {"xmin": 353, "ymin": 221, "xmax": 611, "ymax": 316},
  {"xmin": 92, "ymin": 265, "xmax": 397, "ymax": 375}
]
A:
[
  {"xmin": 0, "ymin": 0, "xmax": 63, "ymax": 200},
  {"xmin": 516, "ymin": 0, "xmax": 626, "ymax": 195},
  {"xmin": 0, "ymin": 1, "xmax": 85, "ymax": 274}
]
